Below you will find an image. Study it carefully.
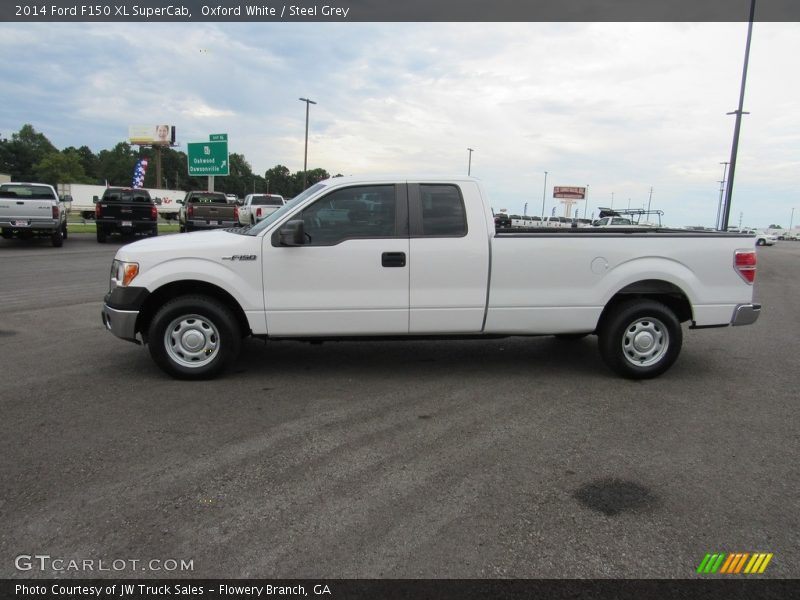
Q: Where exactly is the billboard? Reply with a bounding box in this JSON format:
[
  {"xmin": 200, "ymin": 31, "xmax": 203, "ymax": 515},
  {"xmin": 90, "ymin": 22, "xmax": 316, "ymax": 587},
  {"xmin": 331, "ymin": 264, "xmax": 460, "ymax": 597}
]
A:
[
  {"xmin": 553, "ymin": 186, "xmax": 586, "ymax": 199},
  {"xmin": 128, "ymin": 125, "xmax": 175, "ymax": 145}
]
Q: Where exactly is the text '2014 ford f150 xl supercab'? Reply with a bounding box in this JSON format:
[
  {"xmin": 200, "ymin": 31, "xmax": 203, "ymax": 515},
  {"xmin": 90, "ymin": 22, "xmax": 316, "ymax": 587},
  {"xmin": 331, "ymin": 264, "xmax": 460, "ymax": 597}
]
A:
[{"xmin": 101, "ymin": 176, "xmax": 760, "ymax": 380}]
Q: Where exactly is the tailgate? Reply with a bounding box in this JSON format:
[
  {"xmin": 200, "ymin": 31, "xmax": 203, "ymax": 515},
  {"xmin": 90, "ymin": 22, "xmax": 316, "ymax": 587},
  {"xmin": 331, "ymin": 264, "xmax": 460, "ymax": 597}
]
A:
[{"xmin": 0, "ymin": 199, "xmax": 56, "ymax": 221}]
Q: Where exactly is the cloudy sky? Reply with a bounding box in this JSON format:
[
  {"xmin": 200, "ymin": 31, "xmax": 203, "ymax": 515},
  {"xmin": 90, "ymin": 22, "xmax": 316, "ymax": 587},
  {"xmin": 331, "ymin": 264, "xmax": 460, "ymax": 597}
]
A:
[{"xmin": 1, "ymin": 21, "xmax": 798, "ymax": 228}]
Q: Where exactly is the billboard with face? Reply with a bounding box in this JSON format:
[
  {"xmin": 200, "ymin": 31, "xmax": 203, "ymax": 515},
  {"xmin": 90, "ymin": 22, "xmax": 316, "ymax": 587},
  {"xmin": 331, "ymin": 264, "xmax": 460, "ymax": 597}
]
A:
[{"xmin": 128, "ymin": 125, "xmax": 175, "ymax": 145}]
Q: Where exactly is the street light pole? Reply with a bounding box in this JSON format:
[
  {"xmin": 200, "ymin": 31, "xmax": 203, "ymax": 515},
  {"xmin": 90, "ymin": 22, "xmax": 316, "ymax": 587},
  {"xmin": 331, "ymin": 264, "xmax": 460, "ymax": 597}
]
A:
[
  {"xmin": 299, "ymin": 97, "xmax": 316, "ymax": 190},
  {"xmin": 789, "ymin": 207, "xmax": 795, "ymax": 235},
  {"xmin": 467, "ymin": 148, "xmax": 474, "ymax": 175},
  {"xmin": 716, "ymin": 161, "xmax": 730, "ymax": 230},
  {"xmin": 541, "ymin": 171, "xmax": 548, "ymax": 217},
  {"xmin": 721, "ymin": 0, "xmax": 756, "ymax": 231}
]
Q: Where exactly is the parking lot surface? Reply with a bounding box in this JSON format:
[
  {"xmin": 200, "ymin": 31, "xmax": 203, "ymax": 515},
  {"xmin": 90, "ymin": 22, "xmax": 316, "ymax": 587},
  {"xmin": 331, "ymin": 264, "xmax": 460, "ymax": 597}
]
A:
[{"xmin": 1, "ymin": 235, "xmax": 798, "ymax": 578}]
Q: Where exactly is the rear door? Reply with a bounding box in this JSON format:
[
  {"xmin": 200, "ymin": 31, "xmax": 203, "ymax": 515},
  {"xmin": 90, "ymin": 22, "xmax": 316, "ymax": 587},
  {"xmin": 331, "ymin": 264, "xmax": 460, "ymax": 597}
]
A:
[
  {"xmin": 262, "ymin": 183, "xmax": 410, "ymax": 336},
  {"xmin": 408, "ymin": 182, "xmax": 490, "ymax": 333}
]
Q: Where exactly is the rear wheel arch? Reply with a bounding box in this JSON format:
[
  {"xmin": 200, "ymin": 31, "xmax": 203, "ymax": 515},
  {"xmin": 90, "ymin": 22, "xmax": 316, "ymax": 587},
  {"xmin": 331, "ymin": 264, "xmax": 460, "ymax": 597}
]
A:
[{"xmin": 598, "ymin": 279, "xmax": 693, "ymax": 329}]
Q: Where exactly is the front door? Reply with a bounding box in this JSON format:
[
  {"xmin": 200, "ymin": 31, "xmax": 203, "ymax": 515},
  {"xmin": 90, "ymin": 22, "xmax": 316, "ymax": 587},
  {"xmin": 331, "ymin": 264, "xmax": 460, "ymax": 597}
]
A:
[{"xmin": 262, "ymin": 183, "xmax": 409, "ymax": 336}]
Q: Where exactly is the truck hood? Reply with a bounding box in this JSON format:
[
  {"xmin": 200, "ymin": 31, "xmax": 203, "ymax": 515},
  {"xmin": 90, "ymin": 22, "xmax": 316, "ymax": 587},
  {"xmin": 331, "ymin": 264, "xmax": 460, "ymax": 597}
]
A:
[{"xmin": 115, "ymin": 230, "xmax": 259, "ymax": 263}]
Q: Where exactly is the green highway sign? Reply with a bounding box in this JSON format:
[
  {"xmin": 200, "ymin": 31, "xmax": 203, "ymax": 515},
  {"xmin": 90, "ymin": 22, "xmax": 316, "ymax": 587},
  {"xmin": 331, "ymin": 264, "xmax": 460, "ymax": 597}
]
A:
[
  {"xmin": 209, "ymin": 133, "xmax": 228, "ymax": 142},
  {"xmin": 187, "ymin": 140, "xmax": 229, "ymax": 176}
]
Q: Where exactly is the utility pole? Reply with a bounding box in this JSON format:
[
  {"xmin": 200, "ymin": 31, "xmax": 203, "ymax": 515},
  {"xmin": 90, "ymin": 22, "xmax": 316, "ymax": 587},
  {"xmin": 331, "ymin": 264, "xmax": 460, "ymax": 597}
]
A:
[
  {"xmin": 541, "ymin": 171, "xmax": 548, "ymax": 217},
  {"xmin": 721, "ymin": 0, "xmax": 756, "ymax": 231},
  {"xmin": 467, "ymin": 148, "xmax": 474, "ymax": 175},
  {"xmin": 299, "ymin": 97, "xmax": 316, "ymax": 190},
  {"xmin": 716, "ymin": 162, "xmax": 730, "ymax": 230}
]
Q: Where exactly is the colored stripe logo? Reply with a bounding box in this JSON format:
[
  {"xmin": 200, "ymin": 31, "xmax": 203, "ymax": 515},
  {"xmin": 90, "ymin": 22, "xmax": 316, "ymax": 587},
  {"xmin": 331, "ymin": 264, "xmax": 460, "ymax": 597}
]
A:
[{"xmin": 697, "ymin": 553, "xmax": 773, "ymax": 574}]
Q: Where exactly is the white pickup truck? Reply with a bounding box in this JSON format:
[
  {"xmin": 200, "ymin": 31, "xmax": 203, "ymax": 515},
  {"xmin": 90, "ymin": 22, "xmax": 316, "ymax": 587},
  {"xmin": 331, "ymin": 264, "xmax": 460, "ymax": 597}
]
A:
[
  {"xmin": 0, "ymin": 182, "xmax": 67, "ymax": 247},
  {"xmin": 101, "ymin": 176, "xmax": 760, "ymax": 380},
  {"xmin": 237, "ymin": 193, "xmax": 286, "ymax": 226}
]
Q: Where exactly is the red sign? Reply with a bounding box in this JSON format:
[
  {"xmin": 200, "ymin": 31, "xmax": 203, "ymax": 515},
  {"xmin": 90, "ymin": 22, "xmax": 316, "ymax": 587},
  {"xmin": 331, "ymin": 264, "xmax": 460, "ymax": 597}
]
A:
[{"xmin": 553, "ymin": 186, "xmax": 586, "ymax": 199}]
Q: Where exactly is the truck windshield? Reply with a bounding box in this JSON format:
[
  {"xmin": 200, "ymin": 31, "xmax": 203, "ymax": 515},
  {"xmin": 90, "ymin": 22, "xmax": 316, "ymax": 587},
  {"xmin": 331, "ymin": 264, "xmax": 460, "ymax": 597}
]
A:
[
  {"xmin": 241, "ymin": 183, "xmax": 327, "ymax": 236},
  {"xmin": 189, "ymin": 194, "xmax": 227, "ymax": 203},
  {"xmin": 0, "ymin": 184, "xmax": 56, "ymax": 199},
  {"xmin": 251, "ymin": 196, "xmax": 284, "ymax": 206}
]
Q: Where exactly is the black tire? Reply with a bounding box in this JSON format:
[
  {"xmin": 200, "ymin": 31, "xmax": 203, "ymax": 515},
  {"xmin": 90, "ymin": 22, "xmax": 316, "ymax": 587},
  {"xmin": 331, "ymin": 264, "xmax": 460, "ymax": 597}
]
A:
[
  {"xmin": 147, "ymin": 295, "xmax": 241, "ymax": 380},
  {"xmin": 150, "ymin": 227, "xmax": 159, "ymax": 237},
  {"xmin": 51, "ymin": 228, "xmax": 63, "ymax": 247},
  {"xmin": 1, "ymin": 228, "xmax": 12, "ymax": 240},
  {"xmin": 62, "ymin": 222, "xmax": 68, "ymax": 240},
  {"xmin": 179, "ymin": 223, "xmax": 185, "ymax": 233},
  {"xmin": 185, "ymin": 223, "xmax": 194, "ymax": 233},
  {"xmin": 597, "ymin": 299, "xmax": 682, "ymax": 379},
  {"xmin": 756, "ymin": 239, "xmax": 766, "ymax": 246},
  {"xmin": 96, "ymin": 227, "xmax": 107, "ymax": 243}
]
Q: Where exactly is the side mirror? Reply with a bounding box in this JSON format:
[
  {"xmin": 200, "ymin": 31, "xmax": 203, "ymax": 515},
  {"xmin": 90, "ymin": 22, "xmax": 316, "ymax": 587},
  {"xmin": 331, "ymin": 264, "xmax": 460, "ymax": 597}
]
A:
[
  {"xmin": 278, "ymin": 220, "xmax": 306, "ymax": 246},
  {"xmin": 236, "ymin": 200, "xmax": 244, "ymax": 206},
  {"xmin": 177, "ymin": 199, "xmax": 184, "ymax": 205},
  {"xmin": 92, "ymin": 196, "xmax": 99, "ymax": 203}
]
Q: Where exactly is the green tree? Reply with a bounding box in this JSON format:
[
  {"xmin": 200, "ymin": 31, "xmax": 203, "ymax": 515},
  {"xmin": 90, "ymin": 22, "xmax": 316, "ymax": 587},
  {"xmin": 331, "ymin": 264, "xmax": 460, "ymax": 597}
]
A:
[
  {"xmin": 0, "ymin": 124, "xmax": 58, "ymax": 181},
  {"xmin": 32, "ymin": 150, "xmax": 90, "ymax": 186},
  {"xmin": 264, "ymin": 165, "xmax": 294, "ymax": 196},
  {"xmin": 96, "ymin": 142, "xmax": 138, "ymax": 186}
]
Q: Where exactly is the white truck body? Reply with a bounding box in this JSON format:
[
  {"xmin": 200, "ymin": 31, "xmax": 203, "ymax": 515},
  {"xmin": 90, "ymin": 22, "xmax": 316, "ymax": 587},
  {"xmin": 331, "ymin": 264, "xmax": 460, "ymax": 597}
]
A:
[
  {"xmin": 101, "ymin": 176, "xmax": 760, "ymax": 380},
  {"xmin": 0, "ymin": 182, "xmax": 67, "ymax": 246},
  {"xmin": 59, "ymin": 183, "xmax": 185, "ymax": 220},
  {"xmin": 238, "ymin": 193, "xmax": 286, "ymax": 226}
]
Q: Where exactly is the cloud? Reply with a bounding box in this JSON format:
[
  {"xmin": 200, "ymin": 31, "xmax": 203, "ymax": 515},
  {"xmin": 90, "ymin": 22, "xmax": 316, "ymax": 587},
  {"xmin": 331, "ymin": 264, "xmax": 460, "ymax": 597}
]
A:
[{"xmin": 1, "ymin": 21, "xmax": 798, "ymax": 227}]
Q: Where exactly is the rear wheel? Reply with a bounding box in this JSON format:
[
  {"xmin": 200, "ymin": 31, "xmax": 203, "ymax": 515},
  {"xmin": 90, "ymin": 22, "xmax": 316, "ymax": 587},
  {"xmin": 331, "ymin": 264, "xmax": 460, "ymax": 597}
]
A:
[
  {"xmin": 147, "ymin": 295, "xmax": 241, "ymax": 380},
  {"xmin": 62, "ymin": 222, "xmax": 68, "ymax": 240},
  {"xmin": 96, "ymin": 227, "xmax": 107, "ymax": 243},
  {"xmin": 51, "ymin": 228, "xmax": 63, "ymax": 247},
  {"xmin": 598, "ymin": 299, "xmax": 682, "ymax": 379}
]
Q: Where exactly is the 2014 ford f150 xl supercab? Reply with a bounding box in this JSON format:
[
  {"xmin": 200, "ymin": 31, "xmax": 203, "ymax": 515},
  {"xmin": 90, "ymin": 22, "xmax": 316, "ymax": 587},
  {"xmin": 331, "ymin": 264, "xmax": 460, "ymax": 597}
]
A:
[{"xmin": 101, "ymin": 176, "xmax": 760, "ymax": 380}]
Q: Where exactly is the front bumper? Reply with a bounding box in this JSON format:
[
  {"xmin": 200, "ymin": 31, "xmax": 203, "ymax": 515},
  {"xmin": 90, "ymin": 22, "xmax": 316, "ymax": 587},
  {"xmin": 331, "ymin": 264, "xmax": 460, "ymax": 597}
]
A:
[
  {"xmin": 731, "ymin": 303, "xmax": 761, "ymax": 326},
  {"xmin": 101, "ymin": 286, "xmax": 149, "ymax": 343},
  {"xmin": 102, "ymin": 304, "xmax": 140, "ymax": 343}
]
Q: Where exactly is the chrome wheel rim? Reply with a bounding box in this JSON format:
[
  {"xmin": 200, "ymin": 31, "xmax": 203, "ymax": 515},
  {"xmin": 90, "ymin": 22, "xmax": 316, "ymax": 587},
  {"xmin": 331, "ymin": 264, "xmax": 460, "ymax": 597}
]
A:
[
  {"xmin": 164, "ymin": 314, "xmax": 220, "ymax": 368},
  {"xmin": 622, "ymin": 317, "xmax": 669, "ymax": 367}
]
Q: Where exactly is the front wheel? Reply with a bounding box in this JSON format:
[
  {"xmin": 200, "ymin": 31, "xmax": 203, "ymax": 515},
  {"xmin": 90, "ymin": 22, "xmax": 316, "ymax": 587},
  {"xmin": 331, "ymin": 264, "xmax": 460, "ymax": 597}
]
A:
[
  {"xmin": 597, "ymin": 299, "xmax": 682, "ymax": 379},
  {"xmin": 147, "ymin": 295, "xmax": 241, "ymax": 380}
]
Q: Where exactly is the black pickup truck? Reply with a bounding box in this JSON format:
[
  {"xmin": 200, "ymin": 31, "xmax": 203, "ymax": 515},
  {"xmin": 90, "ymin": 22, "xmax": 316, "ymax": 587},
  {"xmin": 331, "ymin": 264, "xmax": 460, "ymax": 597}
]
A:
[{"xmin": 94, "ymin": 187, "xmax": 159, "ymax": 243}]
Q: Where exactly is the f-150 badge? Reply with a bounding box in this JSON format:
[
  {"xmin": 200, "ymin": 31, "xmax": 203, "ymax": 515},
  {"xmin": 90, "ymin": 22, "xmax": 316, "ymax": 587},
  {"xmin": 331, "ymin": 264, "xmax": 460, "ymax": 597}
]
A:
[{"xmin": 222, "ymin": 255, "xmax": 257, "ymax": 261}]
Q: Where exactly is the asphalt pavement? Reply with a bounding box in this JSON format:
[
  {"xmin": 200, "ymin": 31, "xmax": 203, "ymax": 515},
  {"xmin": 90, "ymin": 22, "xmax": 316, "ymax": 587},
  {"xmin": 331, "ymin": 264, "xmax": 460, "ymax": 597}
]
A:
[{"xmin": 1, "ymin": 234, "xmax": 798, "ymax": 579}]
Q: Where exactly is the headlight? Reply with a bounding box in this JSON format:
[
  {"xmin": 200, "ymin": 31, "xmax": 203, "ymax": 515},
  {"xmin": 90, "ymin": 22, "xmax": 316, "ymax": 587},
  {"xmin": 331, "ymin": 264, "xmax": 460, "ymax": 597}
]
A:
[{"xmin": 110, "ymin": 259, "xmax": 139, "ymax": 288}]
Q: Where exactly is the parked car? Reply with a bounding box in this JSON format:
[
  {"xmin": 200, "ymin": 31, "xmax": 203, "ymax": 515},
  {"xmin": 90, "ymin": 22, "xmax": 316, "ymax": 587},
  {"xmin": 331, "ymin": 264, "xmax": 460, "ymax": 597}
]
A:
[
  {"xmin": 754, "ymin": 231, "xmax": 778, "ymax": 247},
  {"xmin": 178, "ymin": 191, "xmax": 239, "ymax": 232},
  {"xmin": 0, "ymin": 182, "xmax": 67, "ymax": 247},
  {"xmin": 94, "ymin": 187, "xmax": 158, "ymax": 243},
  {"xmin": 238, "ymin": 194, "xmax": 286, "ymax": 226},
  {"xmin": 593, "ymin": 216, "xmax": 634, "ymax": 227}
]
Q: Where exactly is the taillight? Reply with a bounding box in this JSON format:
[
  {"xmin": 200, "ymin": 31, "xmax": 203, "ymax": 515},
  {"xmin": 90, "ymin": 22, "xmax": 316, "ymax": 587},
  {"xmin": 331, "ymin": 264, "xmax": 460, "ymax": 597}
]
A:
[
  {"xmin": 734, "ymin": 249, "xmax": 757, "ymax": 284},
  {"xmin": 234, "ymin": 205, "xmax": 239, "ymax": 221},
  {"xmin": 52, "ymin": 205, "xmax": 59, "ymax": 219},
  {"xmin": 188, "ymin": 204, "xmax": 194, "ymax": 218},
  {"xmin": 95, "ymin": 203, "xmax": 102, "ymax": 218},
  {"xmin": 151, "ymin": 205, "xmax": 158, "ymax": 220},
  {"xmin": 256, "ymin": 207, "xmax": 262, "ymax": 218}
]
